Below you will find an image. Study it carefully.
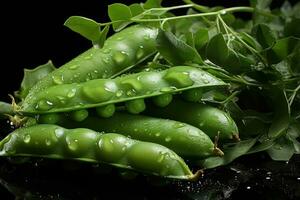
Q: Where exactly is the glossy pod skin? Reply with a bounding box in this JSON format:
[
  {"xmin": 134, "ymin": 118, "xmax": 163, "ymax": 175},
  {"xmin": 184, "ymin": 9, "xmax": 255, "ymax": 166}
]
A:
[
  {"xmin": 23, "ymin": 25, "xmax": 158, "ymax": 104},
  {"xmin": 144, "ymin": 99, "xmax": 239, "ymax": 141},
  {"xmin": 57, "ymin": 112, "xmax": 224, "ymax": 158},
  {"xmin": 0, "ymin": 124, "xmax": 198, "ymax": 180},
  {"xmin": 21, "ymin": 66, "xmax": 226, "ymax": 114}
]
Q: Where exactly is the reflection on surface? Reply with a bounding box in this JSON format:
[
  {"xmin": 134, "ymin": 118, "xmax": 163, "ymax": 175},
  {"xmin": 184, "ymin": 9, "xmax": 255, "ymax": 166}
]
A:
[{"xmin": 0, "ymin": 153, "xmax": 299, "ymax": 200}]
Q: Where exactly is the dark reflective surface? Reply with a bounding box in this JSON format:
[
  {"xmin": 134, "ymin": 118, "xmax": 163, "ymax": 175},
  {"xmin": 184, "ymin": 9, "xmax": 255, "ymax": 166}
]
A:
[{"xmin": 0, "ymin": 118, "xmax": 299, "ymax": 200}]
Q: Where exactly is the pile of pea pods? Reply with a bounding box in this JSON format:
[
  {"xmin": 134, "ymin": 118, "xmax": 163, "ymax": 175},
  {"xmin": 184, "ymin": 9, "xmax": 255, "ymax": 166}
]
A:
[{"xmin": 0, "ymin": 9, "xmax": 244, "ymax": 181}]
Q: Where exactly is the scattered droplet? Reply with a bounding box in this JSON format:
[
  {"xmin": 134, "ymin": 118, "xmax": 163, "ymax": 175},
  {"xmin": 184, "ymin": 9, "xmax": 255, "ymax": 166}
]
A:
[
  {"xmin": 66, "ymin": 137, "xmax": 78, "ymax": 151},
  {"xmin": 23, "ymin": 135, "xmax": 31, "ymax": 143},
  {"xmin": 155, "ymin": 133, "xmax": 161, "ymax": 137},
  {"xmin": 45, "ymin": 139, "xmax": 51, "ymax": 146},
  {"xmin": 199, "ymin": 122, "xmax": 205, "ymax": 127},
  {"xmin": 116, "ymin": 90, "xmax": 123, "ymax": 97},
  {"xmin": 160, "ymin": 87, "xmax": 176, "ymax": 93},
  {"xmin": 68, "ymin": 64, "xmax": 78, "ymax": 70},
  {"xmin": 165, "ymin": 136, "xmax": 172, "ymax": 142},
  {"xmin": 55, "ymin": 128, "xmax": 64, "ymax": 138},
  {"xmin": 220, "ymin": 10, "xmax": 226, "ymax": 15},
  {"xmin": 102, "ymin": 48, "xmax": 111, "ymax": 54},
  {"xmin": 113, "ymin": 51, "xmax": 127, "ymax": 64},
  {"xmin": 265, "ymin": 176, "xmax": 271, "ymax": 180},
  {"xmin": 103, "ymin": 57, "xmax": 110, "ymax": 64},
  {"xmin": 52, "ymin": 75, "xmax": 64, "ymax": 85},
  {"xmin": 67, "ymin": 88, "xmax": 76, "ymax": 98},
  {"xmin": 136, "ymin": 48, "xmax": 144, "ymax": 60},
  {"xmin": 246, "ymin": 186, "xmax": 251, "ymax": 190},
  {"xmin": 173, "ymin": 122, "xmax": 185, "ymax": 128}
]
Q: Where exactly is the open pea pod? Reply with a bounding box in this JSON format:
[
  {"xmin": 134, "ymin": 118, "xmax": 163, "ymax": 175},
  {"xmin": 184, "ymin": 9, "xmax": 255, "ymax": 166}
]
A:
[
  {"xmin": 21, "ymin": 66, "xmax": 227, "ymax": 114},
  {"xmin": 0, "ymin": 124, "xmax": 199, "ymax": 180}
]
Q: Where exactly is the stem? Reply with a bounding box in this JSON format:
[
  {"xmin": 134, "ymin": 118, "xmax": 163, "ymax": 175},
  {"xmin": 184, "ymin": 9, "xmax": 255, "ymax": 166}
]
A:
[{"xmin": 288, "ymin": 84, "xmax": 300, "ymax": 107}]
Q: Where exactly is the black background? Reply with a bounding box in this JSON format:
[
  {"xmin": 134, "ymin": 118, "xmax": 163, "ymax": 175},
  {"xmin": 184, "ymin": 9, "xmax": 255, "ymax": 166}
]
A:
[{"xmin": 0, "ymin": 0, "xmax": 254, "ymax": 101}]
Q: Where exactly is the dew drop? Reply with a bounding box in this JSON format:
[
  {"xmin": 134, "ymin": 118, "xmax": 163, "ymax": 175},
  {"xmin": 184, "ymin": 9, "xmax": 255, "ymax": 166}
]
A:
[
  {"xmin": 155, "ymin": 133, "xmax": 161, "ymax": 137},
  {"xmin": 52, "ymin": 75, "xmax": 64, "ymax": 85},
  {"xmin": 45, "ymin": 139, "xmax": 51, "ymax": 146},
  {"xmin": 103, "ymin": 57, "xmax": 110, "ymax": 64},
  {"xmin": 157, "ymin": 154, "xmax": 164, "ymax": 163},
  {"xmin": 68, "ymin": 65, "xmax": 79, "ymax": 70},
  {"xmin": 113, "ymin": 51, "xmax": 127, "ymax": 64},
  {"xmin": 173, "ymin": 122, "xmax": 185, "ymax": 128},
  {"xmin": 103, "ymin": 48, "xmax": 111, "ymax": 54},
  {"xmin": 143, "ymin": 35, "xmax": 150, "ymax": 40},
  {"xmin": 136, "ymin": 48, "xmax": 144, "ymax": 60},
  {"xmin": 23, "ymin": 135, "xmax": 31, "ymax": 143},
  {"xmin": 116, "ymin": 90, "xmax": 123, "ymax": 97},
  {"xmin": 67, "ymin": 88, "xmax": 77, "ymax": 98},
  {"xmin": 66, "ymin": 137, "xmax": 78, "ymax": 151},
  {"xmin": 160, "ymin": 87, "xmax": 176, "ymax": 93},
  {"xmin": 220, "ymin": 10, "xmax": 226, "ymax": 15},
  {"xmin": 199, "ymin": 122, "xmax": 205, "ymax": 127},
  {"xmin": 165, "ymin": 136, "xmax": 172, "ymax": 142},
  {"xmin": 55, "ymin": 128, "xmax": 64, "ymax": 138},
  {"xmin": 134, "ymin": 128, "xmax": 138, "ymax": 132},
  {"xmin": 246, "ymin": 186, "xmax": 251, "ymax": 190}
]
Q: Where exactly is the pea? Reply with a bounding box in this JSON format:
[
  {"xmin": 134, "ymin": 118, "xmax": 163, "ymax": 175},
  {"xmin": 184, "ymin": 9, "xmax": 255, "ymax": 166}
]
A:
[
  {"xmin": 96, "ymin": 104, "xmax": 115, "ymax": 118},
  {"xmin": 0, "ymin": 124, "xmax": 198, "ymax": 180},
  {"xmin": 70, "ymin": 109, "xmax": 89, "ymax": 122},
  {"xmin": 21, "ymin": 66, "xmax": 226, "ymax": 114},
  {"xmin": 145, "ymin": 99, "xmax": 239, "ymax": 141},
  {"xmin": 58, "ymin": 112, "xmax": 223, "ymax": 158},
  {"xmin": 23, "ymin": 25, "xmax": 158, "ymax": 106},
  {"xmin": 38, "ymin": 113, "xmax": 61, "ymax": 124}
]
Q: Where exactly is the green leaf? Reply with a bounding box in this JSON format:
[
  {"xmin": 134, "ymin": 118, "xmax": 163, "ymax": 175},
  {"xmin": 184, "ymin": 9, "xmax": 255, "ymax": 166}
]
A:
[
  {"xmin": 247, "ymin": 139, "xmax": 275, "ymax": 154},
  {"xmin": 97, "ymin": 25, "xmax": 110, "ymax": 48},
  {"xmin": 273, "ymin": 59, "xmax": 293, "ymax": 79},
  {"xmin": 267, "ymin": 87, "xmax": 290, "ymax": 139},
  {"xmin": 143, "ymin": 0, "xmax": 162, "ymax": 9},
  {"xmin": 156, "ymin": 29, "xmax": 203, "ymax": 65},
  {"xmin": 206, "ymin": 33, "xmax": 229, "ymax": 66},
  {"xmin": 129, "ymin": 3, "xmax": 144, "ymax": 17},
  {"xmin": 19, "ymin": 61, "xmax": 56, "ymax": 99},
  {"xmin": 108, "ymin": 3, "xmax": 132, "ymax": 31},
  {"xmin": 252, "ymin": 23, "xmax": 276, "ymax": 49},
  {"xmin": 194, "ymin": 28, "xmax": 209, "ymax": 51},
  {"xmin": 198, "ymin": 138, "xmax": 257, "ymax": 169},
  {"xmin": 284, "ymin": 18, "xmax": 300, "ymax": 38},
  {"xmin": 64, "ymin": 16, "xmax": 101, "ymax": 44},
  {"xmin": 267, "ymin": 37, "xmax": 300, "ymax": 64},
  {"xmin": 267, "ymin": 135, "xmax": 295, "ymax": 161},
  {"xmin": 250, "ymin": 0, "xmax": 272, "ymax": 10}
]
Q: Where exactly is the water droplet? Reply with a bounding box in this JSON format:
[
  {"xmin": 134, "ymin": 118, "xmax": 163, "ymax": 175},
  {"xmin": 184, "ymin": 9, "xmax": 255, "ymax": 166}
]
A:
[
  {"xmin": 23, "ymin": 135, "xmax": 31, "ymax": 143},
  {"xmin": 117, "ymin": 37, "xmax": 123, "ymax": 40},
  {"xmin": 160, "ymin": 87, "xmax": 176, "ymax": 93},
  {"xmin": 134, "ymin": 128, "xmax": 138, "ymax": 132},
  {"xmin": 297, "ymin": 177, "xmax": 300, "ymax": 181},
  {"xmin": 45, "ymin": 139, "xmax": 51, "ymax": 146},
  {"xmin": 143, "ymin": 35, "xmax": 150, "ymax": 40},
  {"xmin": 84, "ymin": 55, "xmax": 92, "ymax": 60},
  {"xmin": 103, "ymin": 48, "xmax": 111, "ymax": 54},
  {"xmin": 165, "ymin": 136, "xmax": 172, "ymax": 142},
  {"xmin": 121, "ymin": 51, "xmax": 128, "ymax": 55},
  {"xmin": 116, "ymin": 90, "xmax": 123, "ymax": 97},
  {"xmin": 66, "ymin": 137, "xmax": 78, "ymax": 151},
  {"xmin": 157, "ymin": 154, "xmax": 164, "ymax": 163},
  {"xmin": 68, "ymin": 65, "xmax": 78, "ymax": 70},
  {"xmin": 199, "ymin": 122, "xmax": 205, "ymax": 127},
  {"xmin": 94, "ymin": 70, "xmax": 99, "ymax": 74},
  {"xmin": 173, "ymin": 122, "xmax": 185, "ymax": 128},
  {"xmin": 246, "ymin": 186, "xmax": 251, "ymax": 190},
  {"xmin": 55, "ymin": 128, "xmax": 64, "ymax": 138},
  {"xmin": 52, "ymin": 75, "xmax": 64, "ymax": 85},
  {"xmin": 203, "ymin": 79, "xmax": 209, "ymax": 84},
  {"xmin": 67, "ymin": 88, "xmax": 76, "ymax": 98},
  {"xmin": 139, "ymin": 45, "xmax": 144, "ymax": 49},
  {"xmin": 103, "ymin": 57, "xmax": 110, "ymax": 64},
  {"xmin": 265, "ymin": 176, "xmax": 271, "ymax": 180},
  {"xmin": 155, "ymin": 133, "xmax": 161, "ymax": 137},
  {"xmin": 113, "ymin": 51, "xmax": 127, "ymax": 64},
  {"xmin": 36, "ymin": 100, "xmax": 53, "ymax": 111}
]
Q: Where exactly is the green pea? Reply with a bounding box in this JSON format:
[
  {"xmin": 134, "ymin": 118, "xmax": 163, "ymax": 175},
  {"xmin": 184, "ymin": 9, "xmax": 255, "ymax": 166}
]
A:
[
  {"xmin": 96, "ymin": 104, "xmax": 116, "ymax": 118},
  {"xmin": 0, "ymin": 124, "xmax": 198, "ymax": 180},
  {"xmin": 22, "ymin": 25, "xmax": 158, "ymax": 106},
  {"xmin": 182, "ymin": 88, "xmax": 203, "ymax": 102},
  {"xmin": 152, "ymin": 94, "xmax": 173, "ymax": 107},
  {"xmin": 21, "ymin": 66, "xmax": 226, "ymax": 114},
  {"xmin": 58, "ymin": 112, "xmax": 223, "ymax": 158},
  {"xmin": 70, "ymin": 109, "xmax": 89, "ymax": 122},
  {"xmin": 145, "ymin": 99, "xmax": 239, "ymax": 141},
  {"xmin": 38, "ymin": 113, "xmax": 61, "ymax": 124},
  {"xmin": 125, "ymin": 99, "xmax": 146, "ymax": 114}
]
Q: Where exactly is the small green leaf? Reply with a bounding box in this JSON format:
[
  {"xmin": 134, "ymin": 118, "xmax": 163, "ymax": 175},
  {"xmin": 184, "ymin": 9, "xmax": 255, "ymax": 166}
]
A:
[
  {"xmin": 108, "ymin": 3, "xmax": 132, "ymax": 31},
  {"xmin": 273, "ymin": 59, "xmax": 293, "ymax": 79},
  {"xmin": 143, "ymin": 0, "xmax": 162, "ymax": 9},
  {"xmin": 252, "ymin": 23, "xmax": 276, "ymax": 49},
  {"xmin": 97, "ymin": 25, "xmax": 110, "ymax": 48},
  {"xmin": 129, "ymin": 3, "xmax": 144, "ymax": 17},
  {"xmin": 64, "ymin": 16, "xmax": 101, "ymax": 44},
  {"xmin": 19, "ymin": 61, "xmax": 56, "ymax": 99},
  {"xmin": 267, "ymin": 87, "xmax": 290, "ymax": 139},
  {"xmin": 198, "ymin": 138, "xmax": 257, "ymax": 169},
  {"xmin": 247, "ymin": 139, "xmax": 275, "ymax": 154},
  {"xmin": 156, "ymin": 29, "xmax": 203, "ymax": 65},
  {"xmin": 206, "ymin": 33, "xmax": 229, "ymax": 66},
  {"xmin": 267, "ymin": 135, "xmax": 295, "ymax": 161}
]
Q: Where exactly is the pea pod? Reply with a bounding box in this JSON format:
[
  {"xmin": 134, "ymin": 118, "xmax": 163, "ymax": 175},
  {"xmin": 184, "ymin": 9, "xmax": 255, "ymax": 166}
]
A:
[
  {"xmin": 21, "ymin": 66, "xmax": 226, "ymax": 114},
  {"xmin": 23, "ymin": 25, "xmax": 158, "ymax": 105},
  {"xmin": 57, "ymin": 112, "xmax": 224, "ymax": 158},
  {"xmin": 0, "ymin": 124, "xmax": 199, "ymax": 180},
  {"xmin": 144, "ymin": 99, "xmax": 239, "ymax": 141}
]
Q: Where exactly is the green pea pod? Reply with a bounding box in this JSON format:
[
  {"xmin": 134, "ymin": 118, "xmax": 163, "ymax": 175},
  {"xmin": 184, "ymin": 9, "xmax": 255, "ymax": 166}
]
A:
[
  {"xmin": 21, "ymin": 66, "xmax": 226, "ymax": 114},
  {"xmin": 144, "ymin": 99, "xmax": 239, "ymax": 141},
  {"xmin": 57, "ymin": 112, "xmax": 224, "ymax": 158},
  {"xmin": 0, "ymin": 124, "xmax": 199, "ymax": 180},
  {"xmin": 23, "ymin": 25, "xmax": 158, "ymax": 105}
]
